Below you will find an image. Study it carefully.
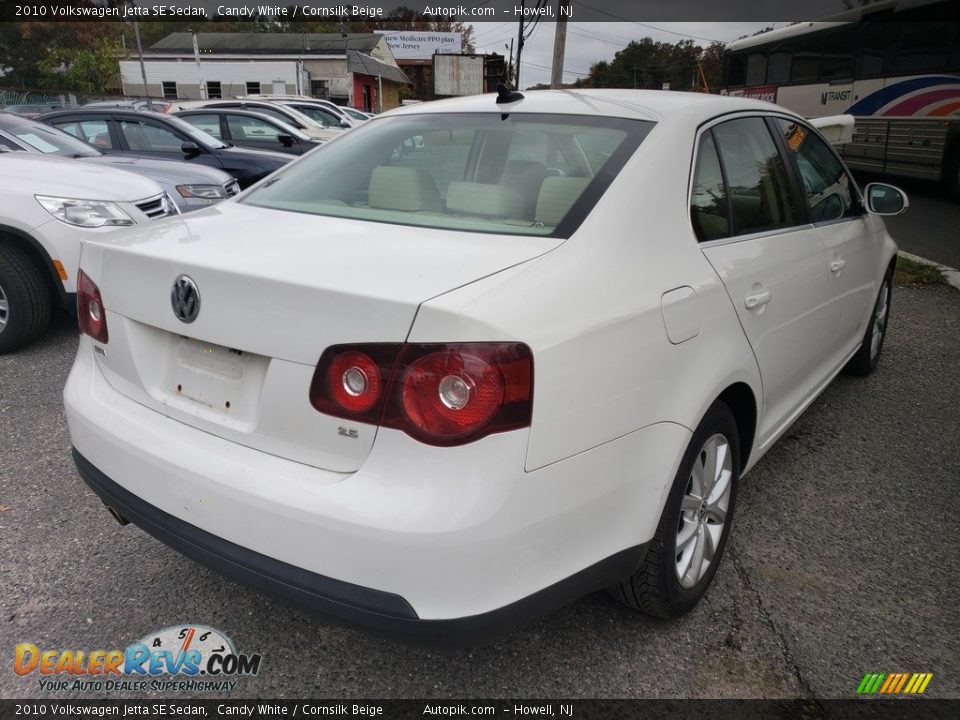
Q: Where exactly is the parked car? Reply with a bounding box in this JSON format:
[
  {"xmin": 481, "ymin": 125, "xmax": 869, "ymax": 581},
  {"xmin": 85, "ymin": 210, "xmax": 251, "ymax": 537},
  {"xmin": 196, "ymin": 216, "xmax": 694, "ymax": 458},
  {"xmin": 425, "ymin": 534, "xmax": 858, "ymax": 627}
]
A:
[
  {"xmin": 240, "ymin": 95, "xmax": 361, "ymax": 128},
  {"xmin": 175, "ymin": 109, "xmax": 321, "ymax": 156},
  {"xmin": 273, "ymin": 101, "xmax": 355, "ymax": 130},
  {"xmin": 166, "ymin": 100, "xmax": 341, "ymax": 141},
  {"xmin": 83, "ymin": 99, "xmax": 172, "ymax": 113},
  {"xmin": 0, "ymin": 153, "xmax": 174, "ymax": 353},
  {"xmin": 39, "ymin": 109, "xmax": 290, "ymax": 189},
  {"xmin": 64, "ymin": 90, "xmax": 904, "ymax": 646},
  {"xmin": 0, "ymin": 112, "xmax": 239, "ymax": 212}
]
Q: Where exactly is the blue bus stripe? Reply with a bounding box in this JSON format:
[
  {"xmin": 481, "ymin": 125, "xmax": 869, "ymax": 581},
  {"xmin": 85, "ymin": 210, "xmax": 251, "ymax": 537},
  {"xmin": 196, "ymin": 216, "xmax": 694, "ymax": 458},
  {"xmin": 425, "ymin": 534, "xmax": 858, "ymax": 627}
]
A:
[{"xmin": 846, "ymin": 75, "xmax": 960, "ymax": 115}]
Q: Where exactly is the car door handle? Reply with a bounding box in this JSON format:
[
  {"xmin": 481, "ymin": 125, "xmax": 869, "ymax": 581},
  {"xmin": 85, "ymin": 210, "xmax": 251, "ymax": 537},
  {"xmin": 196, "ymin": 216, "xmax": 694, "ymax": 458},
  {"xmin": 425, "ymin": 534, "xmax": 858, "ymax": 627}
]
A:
[
  {"xmin": 744, "ymin": 290, "xmax": 771, "ymax": 310},
  {"xmin": 829, "ymin": 259, "xmax": 847, "ymax": 273}
]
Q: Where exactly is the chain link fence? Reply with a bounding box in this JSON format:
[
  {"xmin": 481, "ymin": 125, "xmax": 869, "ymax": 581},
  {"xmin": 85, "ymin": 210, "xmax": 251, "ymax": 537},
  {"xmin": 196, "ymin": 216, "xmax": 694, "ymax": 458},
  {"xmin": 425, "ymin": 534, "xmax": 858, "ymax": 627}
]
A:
[{"xmin": 0, "ymin": 89, "xmax": 137, "ymax": 112}]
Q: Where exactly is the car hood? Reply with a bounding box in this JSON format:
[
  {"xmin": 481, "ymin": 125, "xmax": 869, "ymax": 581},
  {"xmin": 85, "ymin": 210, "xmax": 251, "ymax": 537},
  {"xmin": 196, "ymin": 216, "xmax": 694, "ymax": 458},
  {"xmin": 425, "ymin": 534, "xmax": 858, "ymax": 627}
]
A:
[
  {"xmin": 220, "ymin": 144, "xmax": 292, "ymax": 165},
  {"xmin": 79, "ymin": 155, "xmax": 233, "ymax": 186},
  {"xmin": 0, "ymin": 152, "xmax": 162, "ymax": 201}
]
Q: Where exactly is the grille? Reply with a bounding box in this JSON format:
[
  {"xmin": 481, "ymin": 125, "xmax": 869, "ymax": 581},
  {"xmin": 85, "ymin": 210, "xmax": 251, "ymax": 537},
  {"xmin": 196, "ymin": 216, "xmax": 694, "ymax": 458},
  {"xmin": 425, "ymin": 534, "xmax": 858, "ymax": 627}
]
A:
[{"xmin": 134, "ymin": 193, "xmax": 175, "ymax": 220}]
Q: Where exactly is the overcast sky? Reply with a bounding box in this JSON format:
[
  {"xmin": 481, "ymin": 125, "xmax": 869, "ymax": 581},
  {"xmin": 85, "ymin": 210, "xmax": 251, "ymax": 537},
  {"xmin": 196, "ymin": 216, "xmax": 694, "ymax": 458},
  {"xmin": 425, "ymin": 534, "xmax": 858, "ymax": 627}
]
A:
[{"xmin": 471, "ymin": 21, "xmax": 777, "ymax": 88}]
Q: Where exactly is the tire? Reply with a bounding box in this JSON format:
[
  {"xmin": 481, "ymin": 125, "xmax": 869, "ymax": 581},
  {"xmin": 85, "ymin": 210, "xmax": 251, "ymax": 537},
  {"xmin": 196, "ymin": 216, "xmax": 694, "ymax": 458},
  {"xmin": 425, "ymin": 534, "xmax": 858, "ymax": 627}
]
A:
[
  {"xmin": 0, "ymin": 243, "xmax": 52, "ymax": 354},
  {"xmin": 844, "ymin": 270, "xmax": 892, "ymax": 377},
  {"xmin": 610, "ymin": 400, "xmax": 740, "ymax": 619}
]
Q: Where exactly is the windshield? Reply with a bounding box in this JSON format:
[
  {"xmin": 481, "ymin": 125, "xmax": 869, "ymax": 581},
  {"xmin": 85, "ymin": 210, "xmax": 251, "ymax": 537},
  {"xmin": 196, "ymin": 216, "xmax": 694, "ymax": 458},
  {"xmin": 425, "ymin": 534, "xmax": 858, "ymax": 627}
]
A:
[
  {"xmin": 164, "ymin": 114, "xmax": 230, "ymax": 149},
  {"xmin": 1, "ymin": 118, "xmax": 101, "ymax": 157},
  {"xmin": 344, "ymin": 107, "xmax": 370, "ymax": 121},
  {"xmin": 244, "ymin": 112, "xmax": 652, "ymax": 238}
]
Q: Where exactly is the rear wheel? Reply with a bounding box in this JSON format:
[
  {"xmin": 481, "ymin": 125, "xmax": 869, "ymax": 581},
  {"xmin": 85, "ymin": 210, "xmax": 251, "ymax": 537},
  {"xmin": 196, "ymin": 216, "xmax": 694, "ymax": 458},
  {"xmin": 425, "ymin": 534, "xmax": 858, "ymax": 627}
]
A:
[
  {"xmin": 844, "ymin": 271, "xmax": 892, "ymax": 377},
  {"xmin": 0, "ymin": 244, "xmax": 52, "ymax": 354},
  {"xmin": 610, "ymin": 401, "xmax": 740, "ymax": 619}
]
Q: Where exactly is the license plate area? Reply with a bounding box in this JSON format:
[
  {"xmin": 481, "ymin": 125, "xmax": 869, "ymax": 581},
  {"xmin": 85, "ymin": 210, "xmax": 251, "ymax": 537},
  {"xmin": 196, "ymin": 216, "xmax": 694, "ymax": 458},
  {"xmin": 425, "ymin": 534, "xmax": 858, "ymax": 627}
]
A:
[{"xmin": 162, "ymin": 336, "xmax": 268, "ymax": 431}]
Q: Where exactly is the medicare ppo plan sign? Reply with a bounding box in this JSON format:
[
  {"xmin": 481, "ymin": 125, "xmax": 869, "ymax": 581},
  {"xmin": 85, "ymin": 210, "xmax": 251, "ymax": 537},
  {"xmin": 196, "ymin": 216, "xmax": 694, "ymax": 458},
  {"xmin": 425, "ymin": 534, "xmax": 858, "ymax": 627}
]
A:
[{"xmin": 375, "ymin": 31, "xmax": 461, "ymax": 60}]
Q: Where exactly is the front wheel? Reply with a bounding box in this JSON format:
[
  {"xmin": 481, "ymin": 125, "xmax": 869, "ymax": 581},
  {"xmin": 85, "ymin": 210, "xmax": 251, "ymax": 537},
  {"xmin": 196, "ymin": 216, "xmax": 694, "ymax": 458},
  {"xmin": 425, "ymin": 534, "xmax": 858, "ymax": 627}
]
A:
[
  {"xmin": 844, "ymin": 270, "xmax": 892, "ymax": 377},
  {"xmin": 610, "ymin": 401, "xmax": 740, "ymax": 619},
  {"xmin": 0, "ymin": 244, "xmax": 52, "ymax": 354}
]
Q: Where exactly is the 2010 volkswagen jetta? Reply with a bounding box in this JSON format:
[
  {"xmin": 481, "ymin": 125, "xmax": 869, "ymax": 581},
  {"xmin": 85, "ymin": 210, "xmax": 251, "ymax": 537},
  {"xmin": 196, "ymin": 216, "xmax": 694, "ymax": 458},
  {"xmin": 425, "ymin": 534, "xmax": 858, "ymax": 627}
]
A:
[{"xmin": 64, "ymin": 89, "xmax": 905, "ymax": 646}]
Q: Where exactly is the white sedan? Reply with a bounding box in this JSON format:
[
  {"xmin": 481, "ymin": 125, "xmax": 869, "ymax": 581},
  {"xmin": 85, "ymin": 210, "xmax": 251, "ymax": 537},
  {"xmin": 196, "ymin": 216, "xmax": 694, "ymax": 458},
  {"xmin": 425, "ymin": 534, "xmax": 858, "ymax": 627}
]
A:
[{"xmin": 64, "ymin": 89, "xmax": 904, "ymax": 645}]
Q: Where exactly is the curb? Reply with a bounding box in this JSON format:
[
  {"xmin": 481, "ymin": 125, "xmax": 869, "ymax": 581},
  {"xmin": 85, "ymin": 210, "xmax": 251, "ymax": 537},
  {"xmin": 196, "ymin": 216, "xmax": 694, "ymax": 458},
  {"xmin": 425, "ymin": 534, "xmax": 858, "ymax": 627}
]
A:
[{"xmin": 899, "ymin": 252, "xmax": 960, "ymax": 292}]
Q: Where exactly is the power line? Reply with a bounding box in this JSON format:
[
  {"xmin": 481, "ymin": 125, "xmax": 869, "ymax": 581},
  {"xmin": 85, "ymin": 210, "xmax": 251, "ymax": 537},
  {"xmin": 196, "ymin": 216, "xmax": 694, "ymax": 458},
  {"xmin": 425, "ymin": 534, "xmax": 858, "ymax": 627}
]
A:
[{"xmin": 573, "ymin": 2, "xmax": 724, "ymax": 43}]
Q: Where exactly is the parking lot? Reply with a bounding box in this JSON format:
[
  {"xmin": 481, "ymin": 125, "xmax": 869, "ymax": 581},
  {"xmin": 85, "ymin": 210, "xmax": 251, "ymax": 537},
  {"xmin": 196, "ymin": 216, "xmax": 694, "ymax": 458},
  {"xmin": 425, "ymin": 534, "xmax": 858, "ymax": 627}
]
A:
[{"xmin": 1, "ymin": 188, "xmax": 958, "ymax": 701}]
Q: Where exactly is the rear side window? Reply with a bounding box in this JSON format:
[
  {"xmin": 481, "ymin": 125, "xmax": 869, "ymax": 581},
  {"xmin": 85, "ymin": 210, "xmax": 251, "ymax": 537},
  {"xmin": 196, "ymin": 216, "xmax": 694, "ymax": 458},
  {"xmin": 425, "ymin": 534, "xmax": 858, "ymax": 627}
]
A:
[
  {"xmin": 690, "ymin": 132, "xmax": 729, "ymax": 242},
  {"xmin": 712, "ymin": 117, "xmax": 798, "ymax": 237},
  {"xmin": 56, "ymin": 119, "xmax": 114, "ymax": 150},
  {"xmin": 774, "ymin": 118, "xmax": 858, "ymax": 223},
  {"xmin": 244, "ymin": 113, "xmax": 653, "ymax": 238}
]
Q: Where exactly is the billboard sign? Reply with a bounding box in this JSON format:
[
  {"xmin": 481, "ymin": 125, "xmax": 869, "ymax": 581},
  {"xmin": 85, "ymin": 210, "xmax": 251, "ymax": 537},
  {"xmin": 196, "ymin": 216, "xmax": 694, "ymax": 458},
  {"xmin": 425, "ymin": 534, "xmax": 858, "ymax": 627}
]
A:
[{"xmin": 375, "ymin": 31, "xmax": 462, "ymax": 60}]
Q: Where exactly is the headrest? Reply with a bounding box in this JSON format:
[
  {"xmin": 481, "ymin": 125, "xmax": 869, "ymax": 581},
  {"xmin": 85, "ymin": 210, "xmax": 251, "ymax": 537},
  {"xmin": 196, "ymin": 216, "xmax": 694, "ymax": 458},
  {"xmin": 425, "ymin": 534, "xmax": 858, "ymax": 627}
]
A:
[
  {"xmin": 535, "ymin": 177, "xmax": 591, "ymax": 226},
  {"xmin": 368, "ymin": 166, "xmax": 442, "ymax": 212},
  {"xmin": 446, "ymin": 181, "xmax": 525, "ymax": 218}
]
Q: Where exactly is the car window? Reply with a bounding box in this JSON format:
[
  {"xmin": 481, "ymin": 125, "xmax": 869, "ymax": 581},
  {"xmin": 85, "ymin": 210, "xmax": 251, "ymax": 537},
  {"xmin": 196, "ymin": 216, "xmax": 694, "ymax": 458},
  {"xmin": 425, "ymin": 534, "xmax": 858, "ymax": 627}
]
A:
[
  {"xmin": 55, "ymin": 119, "xmax": 114, "ymax": 150},
  {"xmin": 184, "ymin": 114, "xmax": 222, "ymax": 139},
  {"xmin": 244, "ymin": 105, "xmax": 298, "ymax": 127},
  {"xmin": 243, "ymin": 112, "xmax": 653, "ymax": 238},
  {"xmin": 227, "ymin": 114, "xmax": 282, "ymax": 140},
  {"xmin": 774, "ymin": 118, "xmax": 858, "ymax": 223},
  {"xmin": 690, "ymin": 131, "xmax": 730, "ymax": 242},
  {"xmin": 712, "ymin": 117, "xmax": 798, "ymax": 237},
  {"xmin": 292, "ymin": 105, "xmax": 343, "ymax": 127},
  {"xmin": 119, "ymin": 119, "xmax": 185, "ymax": 152}
]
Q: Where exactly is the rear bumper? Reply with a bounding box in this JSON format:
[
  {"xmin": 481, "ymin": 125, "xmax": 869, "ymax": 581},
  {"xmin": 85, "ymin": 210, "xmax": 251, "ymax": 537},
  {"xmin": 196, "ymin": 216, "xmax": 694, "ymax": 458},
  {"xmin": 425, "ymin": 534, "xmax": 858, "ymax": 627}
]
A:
[
  {"xmin": 65, "ymin": 336, "xmax": 688, "ymax": 645},
  {"xmin": 73, "ymin": 448, "xmax": 644, "ymax": 648}
]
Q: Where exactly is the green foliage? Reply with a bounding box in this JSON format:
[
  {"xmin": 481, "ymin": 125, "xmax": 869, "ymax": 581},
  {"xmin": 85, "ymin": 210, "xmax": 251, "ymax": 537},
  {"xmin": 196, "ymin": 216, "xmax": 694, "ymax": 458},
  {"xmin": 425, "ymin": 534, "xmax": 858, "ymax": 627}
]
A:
[
  {"xmin": 574, "ymin": 38, "xmax": 727, "ymax": 93},
  {"xmin": 38, "ymin": 36, "xmax": 124, "ymax": 94}
]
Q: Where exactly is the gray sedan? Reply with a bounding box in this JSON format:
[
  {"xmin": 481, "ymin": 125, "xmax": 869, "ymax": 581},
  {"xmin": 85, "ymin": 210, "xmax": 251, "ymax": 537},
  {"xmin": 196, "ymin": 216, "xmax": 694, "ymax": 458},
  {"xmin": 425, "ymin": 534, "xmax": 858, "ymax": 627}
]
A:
[{"xmin": 0, "ymin": 112, "xmax": 238, "ymax": 212}]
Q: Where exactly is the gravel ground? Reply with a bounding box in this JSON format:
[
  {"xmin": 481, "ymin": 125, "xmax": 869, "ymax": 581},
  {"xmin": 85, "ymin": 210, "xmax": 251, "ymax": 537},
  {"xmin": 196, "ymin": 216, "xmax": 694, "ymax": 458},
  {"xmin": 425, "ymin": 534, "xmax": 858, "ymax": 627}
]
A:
[{"xmin": 1, "ymin": 281, "xmax": 957, "ymax": 701}]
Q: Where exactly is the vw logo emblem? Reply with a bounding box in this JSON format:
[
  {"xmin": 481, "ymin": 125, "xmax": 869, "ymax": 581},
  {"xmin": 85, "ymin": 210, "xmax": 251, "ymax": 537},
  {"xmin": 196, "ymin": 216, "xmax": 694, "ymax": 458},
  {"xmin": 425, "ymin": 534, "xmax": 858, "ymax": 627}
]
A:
[{"xmin": 171, "ymin": 275, "xmax": 200, "ymax": 323}]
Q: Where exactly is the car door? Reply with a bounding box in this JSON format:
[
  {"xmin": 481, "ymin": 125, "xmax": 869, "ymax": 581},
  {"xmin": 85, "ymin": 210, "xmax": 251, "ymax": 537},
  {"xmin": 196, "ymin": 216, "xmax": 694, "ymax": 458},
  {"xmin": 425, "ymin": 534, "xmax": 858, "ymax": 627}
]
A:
[
  {"xmin": 771, "ymin": 117, "xmax": 877, "ymax": 359},
  {"xmin": 224, "ymin": 113, "xmax": 301, "ymax": 155},
  {"xmin": 693, "ymin": 115, "xmax": 836, "ymax": 448},
  {"xmin": 114, "ymin": 116, "xmax": 223, "ymax": 172},
  {"xmin": 47, "ymin": 117, "xmax": 119, "ymax": 152}
]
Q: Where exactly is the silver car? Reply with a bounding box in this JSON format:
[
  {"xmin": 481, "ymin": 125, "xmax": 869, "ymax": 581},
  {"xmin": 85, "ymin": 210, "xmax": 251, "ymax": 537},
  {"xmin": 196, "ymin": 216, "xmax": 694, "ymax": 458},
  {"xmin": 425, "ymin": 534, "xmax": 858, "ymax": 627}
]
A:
[{"xmin": 0, "ymin": 112, "xmax": 238, "ymax": 212}]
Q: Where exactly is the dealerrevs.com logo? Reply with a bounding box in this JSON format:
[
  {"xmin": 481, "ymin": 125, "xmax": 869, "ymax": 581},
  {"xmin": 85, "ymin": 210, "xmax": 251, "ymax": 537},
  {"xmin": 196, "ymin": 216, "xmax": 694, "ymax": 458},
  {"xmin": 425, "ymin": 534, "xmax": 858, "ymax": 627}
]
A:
[{"xmin": 14, "ymin": 625, "xmax": 262, "ymax": 693}]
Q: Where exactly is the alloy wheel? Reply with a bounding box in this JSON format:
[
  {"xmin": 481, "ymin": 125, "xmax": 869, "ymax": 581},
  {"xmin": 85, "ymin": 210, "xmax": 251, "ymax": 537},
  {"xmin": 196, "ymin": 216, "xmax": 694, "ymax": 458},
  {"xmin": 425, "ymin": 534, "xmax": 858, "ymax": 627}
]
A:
[
  {"xmin": 675, "ymin": 433, "xmax": 733, "ymax": 589},
  {"xmin": 870, "ymin": 281, "xmax": 890, "ymax": 360}
]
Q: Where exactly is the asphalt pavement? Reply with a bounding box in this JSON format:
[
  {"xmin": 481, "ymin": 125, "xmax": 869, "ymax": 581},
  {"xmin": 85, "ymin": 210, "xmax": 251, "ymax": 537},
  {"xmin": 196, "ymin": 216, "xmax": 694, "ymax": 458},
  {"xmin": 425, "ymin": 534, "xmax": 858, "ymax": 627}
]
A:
[{"xmin": 1, "ymin": 224, "xmax": 958, "ymax": 701}]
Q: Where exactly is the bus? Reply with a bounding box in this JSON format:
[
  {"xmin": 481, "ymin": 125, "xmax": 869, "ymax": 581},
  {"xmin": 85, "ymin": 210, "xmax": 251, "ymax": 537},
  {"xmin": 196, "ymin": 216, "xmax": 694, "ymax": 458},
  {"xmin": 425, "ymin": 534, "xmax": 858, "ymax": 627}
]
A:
[{"xmin": 722, "ymin": 0, "xmax": 960, "ymax": 198}]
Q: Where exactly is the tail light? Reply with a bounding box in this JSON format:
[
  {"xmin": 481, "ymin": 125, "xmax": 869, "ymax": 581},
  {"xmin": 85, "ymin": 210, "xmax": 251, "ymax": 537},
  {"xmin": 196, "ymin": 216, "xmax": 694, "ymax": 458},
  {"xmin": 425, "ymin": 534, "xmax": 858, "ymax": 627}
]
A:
[
  {"xmin": 77, "ymin": 269, "xmax": 108, "ymax": 343},
  {"xmin": 310, "ymin": 342, "xmax": 533, "ymax": 446}
]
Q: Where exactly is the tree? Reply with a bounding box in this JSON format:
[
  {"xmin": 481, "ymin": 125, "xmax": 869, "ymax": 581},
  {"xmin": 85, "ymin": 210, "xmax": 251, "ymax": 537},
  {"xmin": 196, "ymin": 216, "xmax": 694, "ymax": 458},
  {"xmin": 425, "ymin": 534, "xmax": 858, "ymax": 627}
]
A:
[{"xmin": 39, "ymin": 36, "xmax": 124, "ymax": 94}]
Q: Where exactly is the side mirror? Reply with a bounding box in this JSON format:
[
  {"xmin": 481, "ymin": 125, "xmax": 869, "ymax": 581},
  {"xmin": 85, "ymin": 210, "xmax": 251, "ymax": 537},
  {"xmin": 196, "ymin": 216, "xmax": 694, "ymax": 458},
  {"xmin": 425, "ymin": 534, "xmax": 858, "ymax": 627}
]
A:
[
  {"xmin": 864, "ymin": 182, "xmax": 908, "ymax": 215},
  {"xmin": 277, "ymin": 134, "xmax": 294, "ymax": 147},
  {"xmin": 181, "ymin": 141, "xmax": 201, "ymax": 157}
]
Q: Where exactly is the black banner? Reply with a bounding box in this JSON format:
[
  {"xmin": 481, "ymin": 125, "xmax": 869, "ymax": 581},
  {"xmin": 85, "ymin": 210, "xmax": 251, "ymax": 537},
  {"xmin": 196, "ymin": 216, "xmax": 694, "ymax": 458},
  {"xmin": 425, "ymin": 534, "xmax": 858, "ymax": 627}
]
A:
[
  {"xmin": 2, "ymin": 0, "xmax": 957, "ymax": 24},
  {"xmin": 1, "ymin": 700, "xmax": 960, "ymax": 720}
]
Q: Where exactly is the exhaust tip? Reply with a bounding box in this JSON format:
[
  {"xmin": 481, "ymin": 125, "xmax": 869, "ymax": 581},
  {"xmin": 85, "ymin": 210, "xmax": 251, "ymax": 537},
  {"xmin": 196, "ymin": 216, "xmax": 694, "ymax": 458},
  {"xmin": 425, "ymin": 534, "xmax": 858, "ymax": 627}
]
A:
[{"xmin": 103, "ymin": 503, "xmax": 130, "ymax": 526}]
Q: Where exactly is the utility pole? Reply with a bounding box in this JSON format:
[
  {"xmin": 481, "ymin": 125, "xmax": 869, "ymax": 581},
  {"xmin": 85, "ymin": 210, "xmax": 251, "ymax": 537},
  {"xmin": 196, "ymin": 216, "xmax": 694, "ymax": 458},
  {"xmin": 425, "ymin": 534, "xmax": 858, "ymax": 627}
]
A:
[
  {"xmin": 134, "ymin": 20, "xmax": 150, "ymax": 108},
  {"xmin": 515, "ymin": 1, "xmax": 524, "ymax": 90},
  {"xmin": 550, "ymin": 0, "xmax": 569, "ymax": 89},
  {"xmin": 340, "ymin": 21, "xmax": 352, "ymax": 107},
  {"xmin": 192, "ymin": 31, "xmax": 205, "ymax": 100},
  {"xmin": 507, "ymin": 38, "xmax": 514, "ymax": 87}
]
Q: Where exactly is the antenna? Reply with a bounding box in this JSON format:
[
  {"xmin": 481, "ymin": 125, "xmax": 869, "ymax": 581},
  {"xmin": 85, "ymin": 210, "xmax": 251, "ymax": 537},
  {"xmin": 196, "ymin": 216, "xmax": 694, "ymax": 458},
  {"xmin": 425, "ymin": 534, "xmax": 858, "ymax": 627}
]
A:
[{"xmin": 496, "ymin": 83, "xmax": 524, "ymax": 104}]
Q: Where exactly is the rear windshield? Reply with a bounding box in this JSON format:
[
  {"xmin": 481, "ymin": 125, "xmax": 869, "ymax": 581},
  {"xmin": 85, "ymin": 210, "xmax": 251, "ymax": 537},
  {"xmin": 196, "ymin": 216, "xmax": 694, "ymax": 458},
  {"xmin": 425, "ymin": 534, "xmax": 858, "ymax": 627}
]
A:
[
  {"xmin": 243, "ymin": 112, "xmax": 653, "ymax": 237},
  {"xmin": 2, "ymin": 118, "xmax": 100, "ymax": 157}
]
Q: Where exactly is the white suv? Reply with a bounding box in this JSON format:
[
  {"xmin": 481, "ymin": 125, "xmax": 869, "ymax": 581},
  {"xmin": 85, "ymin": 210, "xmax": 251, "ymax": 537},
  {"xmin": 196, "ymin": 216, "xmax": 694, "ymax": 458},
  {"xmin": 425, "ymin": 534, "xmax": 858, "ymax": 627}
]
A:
[{"xmin": 0, "ymin": 152, "xmax": 174, "ymax": 353}]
